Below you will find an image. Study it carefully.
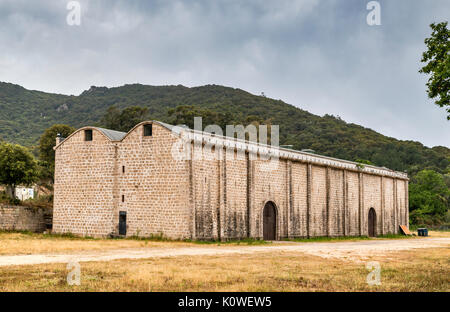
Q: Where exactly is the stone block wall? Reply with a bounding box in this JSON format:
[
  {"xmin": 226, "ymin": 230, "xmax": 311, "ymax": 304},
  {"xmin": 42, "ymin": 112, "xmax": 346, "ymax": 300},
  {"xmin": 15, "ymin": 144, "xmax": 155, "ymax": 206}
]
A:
[
  {"xmin": 0, "ymin": 204, "xmax": 47, "ymax": 232},
  {"xmin": 290, "ymin": 162, "xmax": 308, "ymax": 237},
  {"xmin": 53, "ymin": 121, "xmax": 409, "ymax": 240},
  {"xmin": 117, "ymin": 123, "xmax": 191, "ymax": 239},
  {"xmin": 346, "ymin": 171, "xmax": 360, "ymax": 236},
  {"xmin": 53, "ymin": 129, "xmax": 117, "ymax": 237}
]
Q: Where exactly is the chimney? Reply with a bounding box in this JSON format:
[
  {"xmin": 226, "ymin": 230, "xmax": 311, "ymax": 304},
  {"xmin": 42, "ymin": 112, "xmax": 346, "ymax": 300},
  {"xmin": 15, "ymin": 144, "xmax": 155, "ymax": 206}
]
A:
[{"xmin": 56, "ymin": 133, "xmax": 62, "ymax": 145}]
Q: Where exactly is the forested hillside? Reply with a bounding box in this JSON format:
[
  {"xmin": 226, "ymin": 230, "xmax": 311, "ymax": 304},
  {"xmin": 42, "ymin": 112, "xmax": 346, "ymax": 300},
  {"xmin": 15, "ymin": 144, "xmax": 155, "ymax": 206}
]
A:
[{"xmin": 0, "ymin": 81, "xmax": 448, "ymax": 176}]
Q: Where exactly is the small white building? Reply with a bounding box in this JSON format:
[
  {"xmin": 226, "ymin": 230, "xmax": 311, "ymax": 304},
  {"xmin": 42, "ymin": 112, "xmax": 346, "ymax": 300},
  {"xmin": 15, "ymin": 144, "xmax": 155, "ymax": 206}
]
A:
[{"xmin": 15, "ymin": 187, "xmax": 34, "ymax": 201}]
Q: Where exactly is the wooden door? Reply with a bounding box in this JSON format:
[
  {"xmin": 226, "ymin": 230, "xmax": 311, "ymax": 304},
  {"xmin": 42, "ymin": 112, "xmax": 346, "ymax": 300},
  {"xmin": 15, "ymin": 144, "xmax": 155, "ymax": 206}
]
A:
[
  {"xmin": 119, "ymin": 211, "xmax": 127, "ymax": 235},
  {"xmin": 263, "ymin": 202, "xmax": 276, "ymax": 240},
  {"xmin": 368, "ymin": 208, "xmax": 376, "ymax": 237}
]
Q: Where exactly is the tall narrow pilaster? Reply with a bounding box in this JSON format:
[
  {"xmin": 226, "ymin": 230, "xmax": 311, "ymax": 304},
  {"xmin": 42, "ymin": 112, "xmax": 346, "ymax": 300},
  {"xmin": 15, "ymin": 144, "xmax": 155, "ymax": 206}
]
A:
[
  {"xmin": 326, "ymin": 166, "xmax": 330, "ymax": 236},
  {"xmin": 306, "ymin": 164, "xmax": 312, "ymax": 238},
  {"xmin": 358, "ymin": 172, "xmax": 364, "ymax": 236},
  {"xmin": 381, "ymin": 176, "xmax": 385, "ymax": 235}
]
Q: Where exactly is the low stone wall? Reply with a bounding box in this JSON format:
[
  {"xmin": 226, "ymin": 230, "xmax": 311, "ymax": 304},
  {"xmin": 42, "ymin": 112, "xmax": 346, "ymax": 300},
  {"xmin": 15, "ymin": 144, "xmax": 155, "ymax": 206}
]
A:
[{"xmin": 0, "ymin": 204, "xmax": 50, "ymax": 232}]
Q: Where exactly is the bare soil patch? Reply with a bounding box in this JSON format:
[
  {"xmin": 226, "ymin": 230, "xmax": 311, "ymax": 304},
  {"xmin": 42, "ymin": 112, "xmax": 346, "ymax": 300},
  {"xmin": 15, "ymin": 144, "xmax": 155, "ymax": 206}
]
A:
[{"xmin": 0, "ymin": 236, "xmax": 448, "ymax": 266}]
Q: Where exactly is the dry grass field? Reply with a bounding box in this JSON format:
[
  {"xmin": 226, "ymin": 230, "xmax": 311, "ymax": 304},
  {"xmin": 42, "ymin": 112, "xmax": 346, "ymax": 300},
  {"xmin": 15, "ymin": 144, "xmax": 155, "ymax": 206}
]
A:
[
  {"xmin": 3, "ymin": 230, "xmax": 448, "ymax": 256},
  {"xmin": 0, "ymin": 231, "xmax": 448, "ymax": 292},
  {"xmin": 0, "ymin": 231, "xmax": 195, "ymax": 256},
  {"xmin": 0, "ymin": 248, "xmax": 448, "ymax": 292}
]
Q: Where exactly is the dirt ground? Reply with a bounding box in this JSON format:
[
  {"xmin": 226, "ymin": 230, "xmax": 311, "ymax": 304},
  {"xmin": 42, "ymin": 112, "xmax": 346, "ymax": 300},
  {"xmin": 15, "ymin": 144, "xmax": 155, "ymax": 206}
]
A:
[
  {"xmin": 1, "ymin": 236, "xmax": 449, "ymax": 266},
  {"xmin": 1, "ymin": 232, "xmax": 448, "ymax": 291}
]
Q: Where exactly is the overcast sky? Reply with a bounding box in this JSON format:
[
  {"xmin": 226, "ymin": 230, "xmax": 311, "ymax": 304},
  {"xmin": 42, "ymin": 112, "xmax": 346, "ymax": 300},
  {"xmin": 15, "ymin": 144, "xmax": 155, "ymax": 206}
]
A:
[{"xmin": 0, "ymin": 0, "xmax": 449, "ymax": 147}]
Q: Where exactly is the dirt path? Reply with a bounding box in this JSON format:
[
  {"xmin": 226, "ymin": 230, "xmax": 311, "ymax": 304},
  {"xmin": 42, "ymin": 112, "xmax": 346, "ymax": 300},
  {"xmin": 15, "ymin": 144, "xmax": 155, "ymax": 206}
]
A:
[{"xmin": 1, "ymin": 237, "xmax": 448, "ymax": 266}]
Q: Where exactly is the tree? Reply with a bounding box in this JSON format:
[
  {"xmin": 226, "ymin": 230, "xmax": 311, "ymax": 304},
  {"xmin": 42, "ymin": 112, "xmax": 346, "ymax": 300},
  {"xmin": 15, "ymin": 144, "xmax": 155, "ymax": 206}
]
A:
[
  {"xmin": 419, "ymin": 22, "xmax": 450, "ymax": 119},
  {"xmin": 409, "ymin": 169, "xmax": 450, "ymax": 226},
  {"xmin": 39, "ymin": 124, "xmax": 76, "ymax": 182},
  {"xmin": 0, "ymin": 142, "xmax": 39, "ymax": 198},
  {"xmin": 101, "ymin": 105, "xmax": 150, "ymax": 132},
  {"xmin": 168, "ymin": 105, "xmax": 233, "ymax": 129},
  {"xmin": 355, "ymin": 159, "xmax": 374, "ymax": 165}
]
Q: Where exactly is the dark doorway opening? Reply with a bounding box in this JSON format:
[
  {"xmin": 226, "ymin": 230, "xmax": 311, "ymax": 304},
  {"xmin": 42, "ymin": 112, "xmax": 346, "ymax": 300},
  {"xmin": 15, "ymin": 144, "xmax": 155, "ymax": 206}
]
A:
[
  {"xmin": 263, "ymin": 202, "xmax": 277, "ymax": 240},
  {"xmin": 368, "ymin": 208, "xmax": 376, "ymax": 237},
  {"xmin": 119, "ymin": 211, "xmax": 127, "ymax": 236}
]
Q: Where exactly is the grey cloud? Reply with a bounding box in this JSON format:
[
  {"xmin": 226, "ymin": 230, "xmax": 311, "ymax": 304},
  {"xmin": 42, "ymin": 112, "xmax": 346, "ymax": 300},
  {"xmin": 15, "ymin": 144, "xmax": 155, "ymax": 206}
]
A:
[{"xmin": 0, "ymin": 0, "xmax": 448, "ymax": 147}]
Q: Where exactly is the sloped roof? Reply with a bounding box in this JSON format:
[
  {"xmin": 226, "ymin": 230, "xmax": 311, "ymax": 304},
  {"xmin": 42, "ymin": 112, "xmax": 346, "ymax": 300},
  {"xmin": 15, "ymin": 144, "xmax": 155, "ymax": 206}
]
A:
[
  {"xmin": 93, "ymin": 127, "xmax": 127, "ymax": 141},
  {"xmin": 54, "ymin": 121, "xmax": 407, "ymax": 179},
  {"xmin": 156, "ymin": 121, "xmax": 189, "ymax": 135}
]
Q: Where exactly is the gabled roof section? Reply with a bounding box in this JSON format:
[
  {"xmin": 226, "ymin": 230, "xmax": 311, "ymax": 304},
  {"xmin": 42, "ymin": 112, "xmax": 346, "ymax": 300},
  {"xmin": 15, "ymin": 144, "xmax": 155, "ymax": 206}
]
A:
[
  {"xmin": 54, "ymin": 126, "xmax": 127, "ymax": 150},
  {"xmin": 93, "ymin": 127, "xmax": 127, "ymax": 141}
]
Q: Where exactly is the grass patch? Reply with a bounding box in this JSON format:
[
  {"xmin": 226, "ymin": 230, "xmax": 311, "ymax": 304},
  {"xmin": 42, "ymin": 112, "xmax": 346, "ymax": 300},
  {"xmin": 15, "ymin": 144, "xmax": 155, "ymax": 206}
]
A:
[
  {"xmin": 0, "ymin": 230, "xmax": 268, "ymax": 245},
  {"xmin": 284, "ymin": 236, "xmax": 371, "ymax": 243},
  {"xmin": 0, "ymin": 231, "xmax": 268, "ymax": 255},
  {"xmin": 0, "ymin": 230, "xmax": 415, "ymax": 246},
  {"xmin": 190, "ymin": 238, "xmax": 269, "ymax": 245},
  {"xmin": 0, "ymin": 247, "xmax": 448, "ymax": 291},
  {"xmin": 0, "ymin": 192, "xmax": 53, "ymax": 211},
  {"xmin": 376, "ymin": 234, "xmax": 415, "ymax": 239},
  {"xmin": 284, "ymin": 234, "xmax": 416, "ymax": 243},
  {"xmin": 0, "ymin": 231, "xmax": 194, "ymax": 256},
  {"xmin": 0, "ymin": 230, "xmax": 93, "ymax": 240}
]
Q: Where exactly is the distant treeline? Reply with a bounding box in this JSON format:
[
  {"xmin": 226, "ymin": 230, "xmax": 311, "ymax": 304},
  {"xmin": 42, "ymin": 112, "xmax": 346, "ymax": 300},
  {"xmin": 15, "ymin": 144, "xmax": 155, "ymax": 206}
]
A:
[{"xmin": 0, "ymin": 82, "xmax": 448, "ymax": 178}]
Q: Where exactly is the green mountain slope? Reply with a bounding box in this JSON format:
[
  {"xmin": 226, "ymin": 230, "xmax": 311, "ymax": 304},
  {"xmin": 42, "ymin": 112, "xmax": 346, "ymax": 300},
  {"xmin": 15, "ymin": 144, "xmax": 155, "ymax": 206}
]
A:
[{"xmin": 0, "ymin": 82, "xmax": 448, "ymax": 175}]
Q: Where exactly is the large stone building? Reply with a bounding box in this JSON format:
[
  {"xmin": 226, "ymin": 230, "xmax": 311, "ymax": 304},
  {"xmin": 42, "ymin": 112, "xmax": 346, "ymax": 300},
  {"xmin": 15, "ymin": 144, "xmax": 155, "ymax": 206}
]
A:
[{"xmin": 53, "ymin": 120, "xmax": 409, "ymax": 240}]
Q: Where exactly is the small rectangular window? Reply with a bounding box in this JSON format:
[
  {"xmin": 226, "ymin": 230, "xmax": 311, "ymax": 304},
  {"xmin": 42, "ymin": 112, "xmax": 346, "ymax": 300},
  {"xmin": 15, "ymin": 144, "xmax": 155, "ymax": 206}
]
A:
[
  {"xmin": 143, "ymin": 124, "xmax": 152, "ymax": 136},
  {"xmin": 122, "ymin": 195, "xmax": 125, "ymax": 202},
  {"xmin": 122, "ymin": 166, "xmax": 125, "ymax": 174},
  {"xmin": 85, "ymin": 130, "xmax": 93, "ymax": 141}
]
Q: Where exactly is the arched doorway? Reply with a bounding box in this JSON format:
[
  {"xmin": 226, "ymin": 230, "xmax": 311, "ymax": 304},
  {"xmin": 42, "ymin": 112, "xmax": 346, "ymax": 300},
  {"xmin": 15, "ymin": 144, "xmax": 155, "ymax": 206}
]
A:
[
  {"xmin": 368, "ymin": 208, "xmax": 377, "ymax": 237},
  {"xmin": 263, "ymin": 202, "xmax": 277, "ymax": 240}
]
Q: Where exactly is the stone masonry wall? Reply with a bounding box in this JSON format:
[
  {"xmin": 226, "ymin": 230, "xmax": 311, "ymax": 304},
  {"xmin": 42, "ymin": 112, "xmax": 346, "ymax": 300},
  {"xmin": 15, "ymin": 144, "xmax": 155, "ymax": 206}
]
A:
[
  {"xmin": 0, "ymin": 204, "xmax": 47, "ymax": 232},
  {"xmin": 251, "ymin": 158, "xmax": 288, "ymax": 239},
  {"xmin": 115, "ymin": 123, "xmax": 191, "ymax": 239},
  {"xmin": 397, "ymin": 179, "xmax": 407, "ymax": 227},
  {"xmin": 290, "ymin": 162, "xmax": 308, "ymax": 237},
  {"xmin": 346, "ymin": 171, "xmax": 360, "ymax": 236},
  {"xmin": 191, "ymin": 143, "xmax": 220, "ymax": 240},
  {"xmin": 188, "ymin": 149, "xmax": 408, "ymax": 240},
  {"xmin": 222, "ymin": 150, "xmax": 248, "ymax": 239},
  {"xmin": 383, "ymin": 177, "xmax": 395, "ymax": 234},
  {"xmin": 53, "ymin": 129, "xmax": 116, "ymax": 237},
  {"xmin": 362, "ymin": 174, "xmax": 382, "ymax": 236},
  {"xmin": 54, "ymin": 122, "xmax": 409, "ymax": 240},
  {"xmin": 310, "ymin": 166, "xmax": 327, "ymax": 237}
]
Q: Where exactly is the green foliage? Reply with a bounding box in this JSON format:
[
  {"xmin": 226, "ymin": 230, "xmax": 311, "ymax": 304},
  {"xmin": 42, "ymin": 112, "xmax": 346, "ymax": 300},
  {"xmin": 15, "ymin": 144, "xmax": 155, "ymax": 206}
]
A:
[
  {"xmin": 409, "ymin": 170, "xmax": 450, "ymax": 226},
  {"xmin": 355, "ymin": 159, "xmax": 374, "ymax": 165},
  {"xmin": 101, "ymin": 105, "xmax": 150, "ymax": 132},
  {"xmin": 419, "ymin": 22, "xmax": 450, "ymax": 119},
  {"xmin": 168, "ymin": 105, "xmax": 233, "ymax": 129},
  {"xmin": 0, "ymin": 142, "xmax": 39, "ymax": 198},
  {"xmin": 0, "ymin": 190, "xmax": 20, "ymax": 205},
  {"xmin": 21, "ymin": 194, "xmax": 53, "ymax": 211},
  {"xmin": 38, "ymin": 124, "xmax": 75, "ymax": 182},
  {"xmin": 355, "ymin": 159, "xmax": 374, "ymax": 169},
  {"xmin": 0, "ymin": 82, "xmax": 448, "ymax": 176},
  {"xmin": 167, "ymin": 105, "xmax": 271, "ymax": 142}
]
